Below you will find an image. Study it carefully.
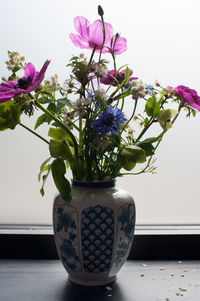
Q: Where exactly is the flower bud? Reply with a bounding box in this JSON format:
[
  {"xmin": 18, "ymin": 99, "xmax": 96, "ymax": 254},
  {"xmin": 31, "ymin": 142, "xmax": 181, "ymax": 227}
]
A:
[{"xmin": 98, "ymin": 5, "xmax": 104, "ymax": 17}]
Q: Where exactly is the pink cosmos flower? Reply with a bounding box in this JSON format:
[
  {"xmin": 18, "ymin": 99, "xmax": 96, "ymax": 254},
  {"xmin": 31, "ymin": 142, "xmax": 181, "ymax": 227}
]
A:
[
  {"xmin": 0, "ymin": 60, "xmax": 50, "ymax": 103},
  {"xmin": 100, "ymin": 69, "xmax": 137, "ymax": 86},
  {"xmin": 70, "ymin": 16, "xmax": 127, "ymax": 55},
  {"xmin": 173, "ymin": 85, "xmax": 200, "ymax": 111}
]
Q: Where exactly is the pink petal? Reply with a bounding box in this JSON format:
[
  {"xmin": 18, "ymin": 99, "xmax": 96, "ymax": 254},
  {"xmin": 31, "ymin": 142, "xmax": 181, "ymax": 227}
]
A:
[
  {"xmin": 100, "ymin": 76, "xmax": 113, "ymax": 85},
  {"xmin": 183, "ymin": 91, "xmax": 194, "ymax": 102},
  {"xmin": 111, "ymin": 36, "xmax": 127, "ymax": 55},
  {"xmin": 185, "ymin": 101, "xmax": 200, "ymax": 111},
  {"xmin": 0, "ymin": 81, "xmax": 17, "ymax": 91},
  {"xmin": 24, "ymin": 63, "xmax": 36, "ymax": 79},
  {"xmin": 69, "ymin": 33, "xmax": 90, "ymax": 49},
  {"xmin": 88, "ymin": 20, "xmax": 113, "ymax": 47},
  {"xmin": 32, "ymin": 60, "xmax": 50, "ymax": 90},
  {"xmin": 0, "ymin": 91, "xmax": 18, "ymax": 103},
  {"xmin": 74, "ymin": 16, "xmax": 90, "ymax": 40}
]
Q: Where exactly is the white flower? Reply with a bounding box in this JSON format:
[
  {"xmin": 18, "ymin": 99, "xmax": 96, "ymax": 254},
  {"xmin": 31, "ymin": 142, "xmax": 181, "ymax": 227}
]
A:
[
  {"xmin": 131, "ymin": 80, "xmax": 148, "ymax": 100},
  {"xmin": 95, "ymin": 86, "xmax": 107, "ymax": 99},
  {"xmin": 44, "ymin": 74, "xmax": 60, "ymax": 92},
  {"xmin": 90, "ymin": 60, "xmax": 108, "ymax": 77},
  {"xmin": 62, "ymin": 79, "xmax": 74, "ymax": 96},
  {"xmin": 72, "ymin": 97, "xmax": 92, "ymax": 117},
  {"xmin": 61, "ymin": 107, "xmax": 74, "ymax": 124},
  {"xmin": 5, "ymin": 51, "xmax": 25, "ymax": 71}
]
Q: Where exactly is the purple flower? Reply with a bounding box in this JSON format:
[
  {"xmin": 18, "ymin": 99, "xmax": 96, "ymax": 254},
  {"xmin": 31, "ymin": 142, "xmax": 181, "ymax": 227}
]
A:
[
  {"xmin": 0, "ymin": 60, "xmax": 50, "ymax": 103},
  {"xmin": 91, "ymin": 105, "xmax": 126, "ymax": 135},
  {"xmin": 69, "ymin": 16, "xmax": 127, "ymax": 55},
  {"xmin": 173, "ymin": 85, "xmax": 200, "ymax": 111},
  {"xmin": 100, "ymin": 69, "xmax": 137, "ymax": 86}
]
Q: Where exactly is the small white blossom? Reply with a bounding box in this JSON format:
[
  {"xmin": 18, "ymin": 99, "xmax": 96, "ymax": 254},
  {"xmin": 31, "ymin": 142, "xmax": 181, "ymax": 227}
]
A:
[
  {"xmin": 62, "ymin": 79, "xmax": 74, "ymax": 96},
  {"xmin": 44, "ymin": 74, "xmax": 60, "ymax": 92},
  {"xmin": 5, "ymin": 51, "xmax": 25, "ymax": 71},
  {"xmin": 131, "ymin": 80, "xmax": 148, "ymax": 100},
  {"xmin": 61, "ymin": 107, "xmax": 74, "ymax": 124},
  {"xmin": 90, "ymin": 60, "xmax": 108, "ymax": 77},
  {"xmin": 95, "ymin": 86, "xmax": 107, "ymax": 99},
  {"xmin": 72, "ymin": 97, "xmax": 92, "ymax": 117}
]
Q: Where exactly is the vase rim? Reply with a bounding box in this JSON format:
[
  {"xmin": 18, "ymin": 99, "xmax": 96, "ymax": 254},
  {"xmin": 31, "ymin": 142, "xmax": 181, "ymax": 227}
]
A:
[{"xmin": 71, "ymin": 179, "xmax": 116, "ymax": 188}]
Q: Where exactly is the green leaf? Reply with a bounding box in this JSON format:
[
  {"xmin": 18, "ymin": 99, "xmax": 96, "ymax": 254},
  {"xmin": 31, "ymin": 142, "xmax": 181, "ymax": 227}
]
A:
[
  {"xmin": 158, "ymin": 109, "xmax": 178, "ymax": 130},
  {"xmin": 51, "ymin": 158, "xmax": 72, "ymax": 201},
  {"xmin": 139, "ymin": 137, "xmax": 159, "ymax": 144},
  {"xmin": 47, "ymin": 103, "xmax": 56, "ymax": 113},
  {"xmin": 48, "ymin": 127, "xmax": 67, "ymax": 141},
  {"xmin": 145, "ymin": 96, "xmax": 160, "ymax": 117},
  {"xmin": 137, "ymin": 141, "xmax": 155, "ymax": 157},
  {"xmin": 49, "ymin": 139, "xmax": 74, "ymax": 163},
  {"xmin": 57, "ymin": 98, "xmax": 72, "ymax": 107},
  {"xmin": 118, "ymin": 145, "xmax": 146, "ymax": 171},
  {"xmin": 40, "ymin": 168, "xmax": 51, "ymax": 197},
  {"xmin": 34, "ymin": 113, "xmax": 52, "ymax": 130},
  {"xmin": 38, "ymin": 157, "xmax": 52, "ymax": 181},
  {"xmin": 0, "ymin": 100, "xmax": 22, "ymax": 131}
]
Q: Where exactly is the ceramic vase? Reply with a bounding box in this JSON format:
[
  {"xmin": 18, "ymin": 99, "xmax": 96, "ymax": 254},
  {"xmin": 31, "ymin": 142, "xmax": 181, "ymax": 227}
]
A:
[{"xmin": 53, "ymin": 180, "xmax": 136, "ymax": 286}]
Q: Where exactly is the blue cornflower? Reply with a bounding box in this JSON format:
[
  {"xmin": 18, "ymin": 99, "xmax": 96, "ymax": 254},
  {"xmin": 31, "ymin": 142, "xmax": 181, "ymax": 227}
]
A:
[
  {"xmin": 91, "ymin": 105, "xmax": 126, "ymax": 135},
  {"xmin": 145, "ymin": 84, "xmax": 154, "ymax": 94}
]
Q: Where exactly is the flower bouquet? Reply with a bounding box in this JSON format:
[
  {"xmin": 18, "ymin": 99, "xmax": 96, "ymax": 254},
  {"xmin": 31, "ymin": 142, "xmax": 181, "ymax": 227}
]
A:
[{"xmin": 0, "ymin": 5, "xmax": 199, "ymax": 285}]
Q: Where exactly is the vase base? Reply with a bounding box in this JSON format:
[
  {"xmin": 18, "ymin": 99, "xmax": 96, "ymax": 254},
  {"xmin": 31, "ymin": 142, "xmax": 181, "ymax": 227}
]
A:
[{"xmin": 68, "ymin": 275, "xmax": 117, "ymax": 286}]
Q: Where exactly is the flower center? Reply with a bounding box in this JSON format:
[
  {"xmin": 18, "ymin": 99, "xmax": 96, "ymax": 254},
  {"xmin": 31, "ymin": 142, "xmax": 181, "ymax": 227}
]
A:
[
  {"xmin": 89, "ymin": 42, "xmax": 101, "ymax": 50},
  {"xmin": 104, "ymin": 113, "xmax": 115, "ymax": 127},
  {"xmin": 17, "ymin": 77, "xmax": 32, "ymax": 90}
]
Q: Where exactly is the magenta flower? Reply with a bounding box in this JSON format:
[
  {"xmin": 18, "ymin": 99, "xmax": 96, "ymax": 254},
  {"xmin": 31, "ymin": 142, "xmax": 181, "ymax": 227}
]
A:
[
  {"xmin": 173, "ymin": 85, "xmax": 200, "ymax": 111},
  {"xmin": 0, "ymin": 60, "xmax": 50, "ymax": 103},
  {"xmin": 100, "ymin": 69, "xmax": 137, "ymax": 86},
  {"xmin": 69, "ymin": 16, "xmax": 127, "ymax": 55}
]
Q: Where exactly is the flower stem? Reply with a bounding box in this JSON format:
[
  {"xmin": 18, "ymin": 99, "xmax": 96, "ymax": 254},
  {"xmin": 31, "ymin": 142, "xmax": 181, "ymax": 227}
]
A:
[
  {"xmin": 19, "ymin": 122, "xmax": 49, "ymax": 144},
  {"xmin": 98, "ymin": 14, "xmax": 106, "ymax": 63},
  {"xmin": 35, "ymin": 101, "xmax": 80, "ymax": 173},
  {"xmin": 121, "ymin": 99, "xmax": 138, "ymax": 134},
  {"xmin": 88, "ymin": 45, "xmax": 97, "ymax": 66},
  {"xmin": 135, "ymin": 117, "xmax": 155, "ymax": 143}
]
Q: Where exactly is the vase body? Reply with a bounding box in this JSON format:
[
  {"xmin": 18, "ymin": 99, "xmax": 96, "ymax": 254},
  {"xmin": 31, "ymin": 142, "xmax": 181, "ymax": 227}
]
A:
[{"xmin": 53, "ymin": 180, "xmax": 136, "ymax": 286}]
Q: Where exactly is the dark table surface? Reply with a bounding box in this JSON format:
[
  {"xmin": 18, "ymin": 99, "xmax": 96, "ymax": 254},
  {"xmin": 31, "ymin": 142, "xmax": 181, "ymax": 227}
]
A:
[{"xmin": 0, "ymin": 259, "xmax": 200, "ymax": 301}]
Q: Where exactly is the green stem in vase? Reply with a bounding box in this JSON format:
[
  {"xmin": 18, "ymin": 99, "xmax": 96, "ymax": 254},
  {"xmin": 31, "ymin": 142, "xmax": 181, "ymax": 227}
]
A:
[{"xmin": 19, "ymin": 122, "xmax": 49, "ymax": 144}]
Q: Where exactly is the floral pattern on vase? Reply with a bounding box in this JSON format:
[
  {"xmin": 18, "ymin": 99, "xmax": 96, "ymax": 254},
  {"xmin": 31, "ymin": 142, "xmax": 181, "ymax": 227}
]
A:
[
  {"xmin": 113, "ymin": 204, "xmax": 135, "ymax": 271},
  {"xmin": 54, "ymin": 206, "xmax": 81, "ymax": 271},
  {"xmin": 81, "ymin": 205, "xmax": 114, "ymax": 273}
]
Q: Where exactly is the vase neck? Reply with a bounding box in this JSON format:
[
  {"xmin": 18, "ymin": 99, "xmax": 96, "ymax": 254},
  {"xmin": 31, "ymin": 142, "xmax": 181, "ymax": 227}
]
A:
[{"xmin": 71, "ymin": 179, "xmax": 116, "ymax": 188}]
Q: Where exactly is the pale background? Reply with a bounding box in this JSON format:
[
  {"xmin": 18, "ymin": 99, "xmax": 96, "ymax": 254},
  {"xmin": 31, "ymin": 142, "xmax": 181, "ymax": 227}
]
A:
[{"xmin": 0, "ymin": 0, "xmax": 200, "ymax": 225}]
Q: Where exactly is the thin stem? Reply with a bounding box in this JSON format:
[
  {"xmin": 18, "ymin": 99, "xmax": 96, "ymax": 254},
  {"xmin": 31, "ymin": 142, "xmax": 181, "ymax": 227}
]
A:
[
  {"xmin": 35, "ymin": 101, "xmax": 80, "ymax": 172},
  {"xmin": 79, "ymin": 117, "xmax": 83, "ymax": 150},
  {"xmin": 135, "ymin": 117, "xmax": 155, "ymax": 143},
  {"xmin": 121, "ymin": 99, "xmax": 138, "ymax": 134},
  {"xmin": 19, "ymin": 122, "xmax": 49, "ymax": 144},
  {"xmin": 88, "ymin": 45, "xmax": 97, "ymax": 66},
  {"xmin": 98, "ymin": 15, "xmax": 106, "ymax": 63}
]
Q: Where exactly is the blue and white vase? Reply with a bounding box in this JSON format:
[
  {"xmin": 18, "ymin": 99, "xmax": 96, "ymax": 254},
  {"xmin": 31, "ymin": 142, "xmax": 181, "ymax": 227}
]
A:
[{"xmin": 53, "ymin": 180, "xmax": 136, "ymax": 286}]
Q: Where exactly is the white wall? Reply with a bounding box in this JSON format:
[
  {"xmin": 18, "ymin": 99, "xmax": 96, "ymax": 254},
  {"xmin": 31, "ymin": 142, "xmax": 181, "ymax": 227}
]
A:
[{"xmin": 0, "ymin": 0, "xmax": 200, "ymax": 225}]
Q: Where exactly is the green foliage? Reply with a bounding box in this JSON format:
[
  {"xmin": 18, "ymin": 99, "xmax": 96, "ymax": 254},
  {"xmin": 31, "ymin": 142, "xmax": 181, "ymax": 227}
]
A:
[
  {"xmin": 34, "ymin": 113, "xmax": 52, "ymax": 130},
  {"xmin": 49, "ymin": 139, "xmax": 74, "ymax": 162},
  {"xmin": 118, "ymin": 145, "xmax": 146, "ymax": 171},
  {"xmin": 145, "ymin": 95, "xmax": 160, "ymax": 117},
  {"xmin": 51, "ymin": 158, "xmax": 72, "ymax": 201},
  {"xmin": 158, "ymin": 109, "xmax": 178, "ymax": 130},
  {"xmin": 0, "ymin": 100, "xmax": 22, "ymax": 131}
]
